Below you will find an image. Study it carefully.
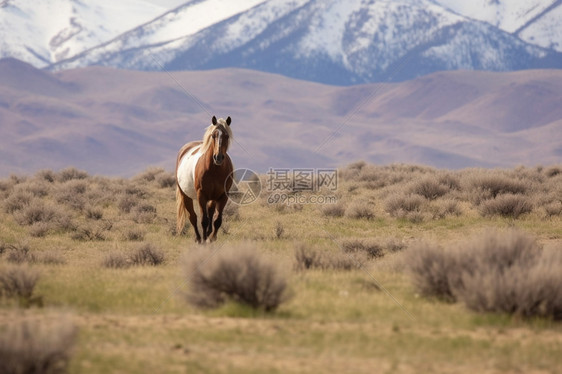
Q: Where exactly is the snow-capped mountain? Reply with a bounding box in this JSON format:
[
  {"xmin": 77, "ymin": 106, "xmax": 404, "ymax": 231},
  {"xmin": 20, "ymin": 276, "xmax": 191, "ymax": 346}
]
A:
[
  {"xmin": 1, "ymin": 0, "xmax": 561, "ymax": 84},
  {"xmin": 434, "ymin": 0, "xmax": 562, "ymax": 51},
  {"xmin": 0, "ymin": 0, "xmax": 169, "ymax": 67},
  {"xmin": 50, "ymin": 0, "xmax": 562, "ymax": 84}
]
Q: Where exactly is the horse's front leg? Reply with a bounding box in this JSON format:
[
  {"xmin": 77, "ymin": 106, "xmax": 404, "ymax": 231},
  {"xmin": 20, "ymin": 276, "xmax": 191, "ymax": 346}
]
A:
[
  {"xmin": 197, "ymin": 193, "xmax": 210, "ymax": 243},
  {"xmin": 205, "ymin": 201, "xmax": 216, "ymax": 239},
  {"xmin": 209, "ymin": 194, "xmax": 228, "ymax": 242}
]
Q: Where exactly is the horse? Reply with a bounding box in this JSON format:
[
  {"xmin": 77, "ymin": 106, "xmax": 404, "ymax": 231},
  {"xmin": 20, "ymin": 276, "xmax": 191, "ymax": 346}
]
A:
[{"xmin": 176, "ymin": 116, "xmax": 234, "ymax": 243}]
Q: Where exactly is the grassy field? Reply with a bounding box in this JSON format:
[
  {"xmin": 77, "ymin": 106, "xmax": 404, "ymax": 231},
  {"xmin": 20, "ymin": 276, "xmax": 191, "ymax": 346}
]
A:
[{"xmin": 1, "ymin": 164, "xmax": 561, "ymax": 373}]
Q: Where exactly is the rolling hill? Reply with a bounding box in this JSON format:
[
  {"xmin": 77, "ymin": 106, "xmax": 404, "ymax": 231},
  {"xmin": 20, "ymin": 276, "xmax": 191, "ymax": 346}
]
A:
[{"xmin": 0, "ymin": 58, "xmax": 560, "ymax": 176}]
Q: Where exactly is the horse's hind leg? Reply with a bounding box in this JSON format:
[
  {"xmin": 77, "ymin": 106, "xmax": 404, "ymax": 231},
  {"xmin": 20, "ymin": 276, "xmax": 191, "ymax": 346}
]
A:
[
  {"xmin": 185, "ymin": 196, "xmax": 202, "ymax": 243},
  {"xmin": 209, "ymin": 194, "xmax": 228, "ymax": 242}
]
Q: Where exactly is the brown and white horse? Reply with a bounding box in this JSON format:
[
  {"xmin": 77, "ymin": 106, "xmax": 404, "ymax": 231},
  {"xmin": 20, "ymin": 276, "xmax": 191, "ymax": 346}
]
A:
[{"xmin": 176, "ymin": 116, "xmax": 234, "ymax": 243}]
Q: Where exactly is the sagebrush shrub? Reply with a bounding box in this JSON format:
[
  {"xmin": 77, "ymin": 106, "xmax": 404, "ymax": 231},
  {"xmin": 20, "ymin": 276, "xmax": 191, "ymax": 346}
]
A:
[
  {"xmin": 5, "ymin": 243, "xmax": 36, "ymax": 264},
  {"xmin": 344, "ymin": 200, "xmax": 375, "ymax": 220},
  {"xmin": 321, "ymin": 202, "xmax": 346, "ymax": 217},
  {"xmin": 185, "ymin": 244, "xmax": 289, "ymax": 311},
  {"xmin": 409, "ymin": 178, "xmax": 449, "ymax": 200},
  {"xmin": 0, "ymin": 316, "xmax": 77, "ymax": 374},
  {"xmin": 468, "ymin": 173, "xmax": 527, "ymax": 202},
  {"xmin": 71, "ymin": 224, "xmax": 107, "ymax": 241},
  {"xmin": 384, "ymin": 193, "xmax": 425, "ymax": 218},
  {"xmin": 405, "ymin": 242, "xmax": 458, "ymax": 301},
  {"xmin": 294, "ymin": 244, "xmax": 364, "ymax": 271},
  {"xmin": 129, "ymin": 243, "xmax": 165, "ymax": 266},
  {"xmin": 341, "ymin": 238, "xmax": 384, "ymax": 258},
  {"xmin": 0, "ymin": 265, "xmax": 39, "ymax": 302},
  {"xmin": 56, "ymin": 167, "xmax": 89, "ymax": 182},
  {"xmin": 4, "ymin": 190, "xmax": 34, "ymax": 213},
  {"xmin": 479, "ymin": 194, "xmax": 533, "ymax": 218},
  {"xmin": 118, "ymin": 195, "xmax": 139, "ymax": 213},
  {"xmin": 431, "ymin": 199, "xmax": 462, "ymax": 219},
  {"xmin": 406, "ymin": 229, "xmax": 561, "ymax": 319},
  {"xmin": 123, "ymin": 227, "xmax": 145, "ymax": 241},
  {"xmin": 102, "ymin": 251, "xmax": 130, "ymax": 269}
]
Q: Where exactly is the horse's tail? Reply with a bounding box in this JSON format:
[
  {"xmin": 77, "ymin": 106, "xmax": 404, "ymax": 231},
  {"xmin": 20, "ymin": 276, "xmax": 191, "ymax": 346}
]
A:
[{"xmin": 176, "ymin": 184, "xmax": 188, "ymax": 235}]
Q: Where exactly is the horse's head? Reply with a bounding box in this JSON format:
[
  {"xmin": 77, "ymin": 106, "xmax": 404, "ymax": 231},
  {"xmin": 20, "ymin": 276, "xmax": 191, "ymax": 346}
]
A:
[{"xmin": 210, "ymin": 115, "xmax": 231, "ymax": 166}]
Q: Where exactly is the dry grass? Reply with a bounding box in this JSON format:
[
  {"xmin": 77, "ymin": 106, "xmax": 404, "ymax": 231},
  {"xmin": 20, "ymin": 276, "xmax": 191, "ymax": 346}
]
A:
[{"xmin": 0, "ymin": 163, "xmax": 561, "ymax": 373}]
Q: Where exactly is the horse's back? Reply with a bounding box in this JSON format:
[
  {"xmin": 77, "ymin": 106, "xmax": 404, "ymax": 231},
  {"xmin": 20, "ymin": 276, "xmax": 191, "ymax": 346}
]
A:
[{"xmin": 176, "ymin": 141, "xmax": 203, "ymax": 200}]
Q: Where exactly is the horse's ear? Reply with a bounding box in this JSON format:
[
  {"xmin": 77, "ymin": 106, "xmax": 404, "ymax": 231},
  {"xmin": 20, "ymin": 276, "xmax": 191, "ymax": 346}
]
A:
[
  {"xmin": 226, "ymin": 116, "xmax": 231, "ymax": 126},
  {"xmin": 212, "ymin": 116, "xmax": 217, "ymax": 126}
]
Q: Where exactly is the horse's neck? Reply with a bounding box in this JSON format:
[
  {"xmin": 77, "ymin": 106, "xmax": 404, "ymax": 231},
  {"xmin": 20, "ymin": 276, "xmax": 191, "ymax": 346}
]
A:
[{"xmin": 201, "ymin": 147, "xmax": 215, "ymax": 169}]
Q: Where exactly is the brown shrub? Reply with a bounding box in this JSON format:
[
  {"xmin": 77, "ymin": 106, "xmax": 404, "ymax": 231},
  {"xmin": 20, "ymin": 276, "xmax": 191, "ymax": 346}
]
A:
[
  {"xmin": 406, "ymin": 229, "xmax": 561, "ymax": 319},
  {"xmin": 118, "ymin": 195, "xmax": 139, "ymax": 213},
  {"xmin": 384, "ymin": 193, "xmax": 425, "ymax": 218},
  {"xmin": 71, "ymin": 224, "xmax": 106, "ymax": 241},
  {"xmin": 294, "ymin": 244, "xmax": 364, "ymax": 271},
  {"xmin": 544, "ymin": 166, "xmax": 561, "ymax": 177},
  {"xmin": 12, "ymin": 200, "xmax": 60, "ymax": 226},
  {"xmin": 155, "ymin": 172, "xmax": 176, "ymax": 188},
  {"xmin": 479, "ymin": 194, "xmax": 533, "ymax": 218},
  {"xmin": 129, "ymin": 243, "xmax": 165, "ymax": 266},
  {"xmin": 102, "ymin": 252, "xmax": 130, "ymax": 269},
  {"xmin": 0, "ymin": 316, "xmax": 77, "ymax": 374},
  {"xmin": 4, "ymin": 243, "xmax": 36, "ymax": 264},
  {"xmin": 409, "ymin": 177, "xmax": 449, "ymax": 200},
  {"xmin": 430, "ymin": 199, "xmax": 462, "ymax": 219},
  {"xmin": 467, "ymin": 173, "xmax": 527, "ymax": 202},
  {"xmin": 345, "ymin": 200, "xmax": 375, "ymax": 220},
  {"xmin": 185, "ymin": 244, "xmax": 289, "ymax": 311},
  {"xmin": 4, "ymin": 190, "xmax": 34, "ymax": 213},
  {"xmin": 29, "ymin": 222, "xmax": 52, "ymax": 238},
  {"xmin": 132, "ymin": 204, "xmax": 157, "ymax": 224},
  {"xmin": 453, "ymin": 232, "xmax": 559, "ymax": 319},
  {"xmin": 223, "ymin": 201, "xmax": 240, "ymax": 220},
  {"xmin": 134, "ymin": 167, "xmax": 165, "ymax": 182},
  {"xmin": 405, "ymin": 242, "xmax": 458, "ymax": 301},
  {"xmin": 35, "ymin": 169, "xmax": 56, "ymax": 183},
  {"xmin": 543, "ymin": 201, "xmax": 562, "ymax": 217},
  {"xmin": 321, "ymin": 202, "xmax": 346, "ymax": 217},
  {"xmin": 56, "ymin": 167, "xmax": 89, "ymax": 182},
  {"xmin": 123, "ymin": 227, "xmax": 146, "ymax": 241},
  {"xmin": 85, "ymin": 205, "xmax": 103, "ymax": 220},
  {"xmin": 274, "ymin": 221, "xmax": 284, "ymax": 239},
  {"xmin": 55, "ymin": 180, "xmax": 88, "ymax": 211},
  {"xmin": 341, "ymin": 238, "xmax": 384, "ymax": 258},
  {"xmin": 0, "ymin": 265, "xmax": 39, "ymax": 303}
]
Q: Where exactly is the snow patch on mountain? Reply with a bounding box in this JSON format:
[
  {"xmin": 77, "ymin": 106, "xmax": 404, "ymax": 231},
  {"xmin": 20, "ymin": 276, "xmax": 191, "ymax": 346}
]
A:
[{"xmin": 0, "ymin": 0, "xmax": 167, "ymax": 66}]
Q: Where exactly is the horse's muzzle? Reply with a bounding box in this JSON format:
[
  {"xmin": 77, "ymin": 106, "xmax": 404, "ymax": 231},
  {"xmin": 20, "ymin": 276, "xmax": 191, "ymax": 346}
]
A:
[{"xmin": 213, "ymin": 154, "xmax": 224, "ymax": 165}]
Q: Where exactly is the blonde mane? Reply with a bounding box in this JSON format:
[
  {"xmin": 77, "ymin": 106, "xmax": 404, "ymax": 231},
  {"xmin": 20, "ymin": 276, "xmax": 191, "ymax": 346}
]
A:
[{"xmin": 200, "ymin": 118, "xmax": 233, "ymax": 154}]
